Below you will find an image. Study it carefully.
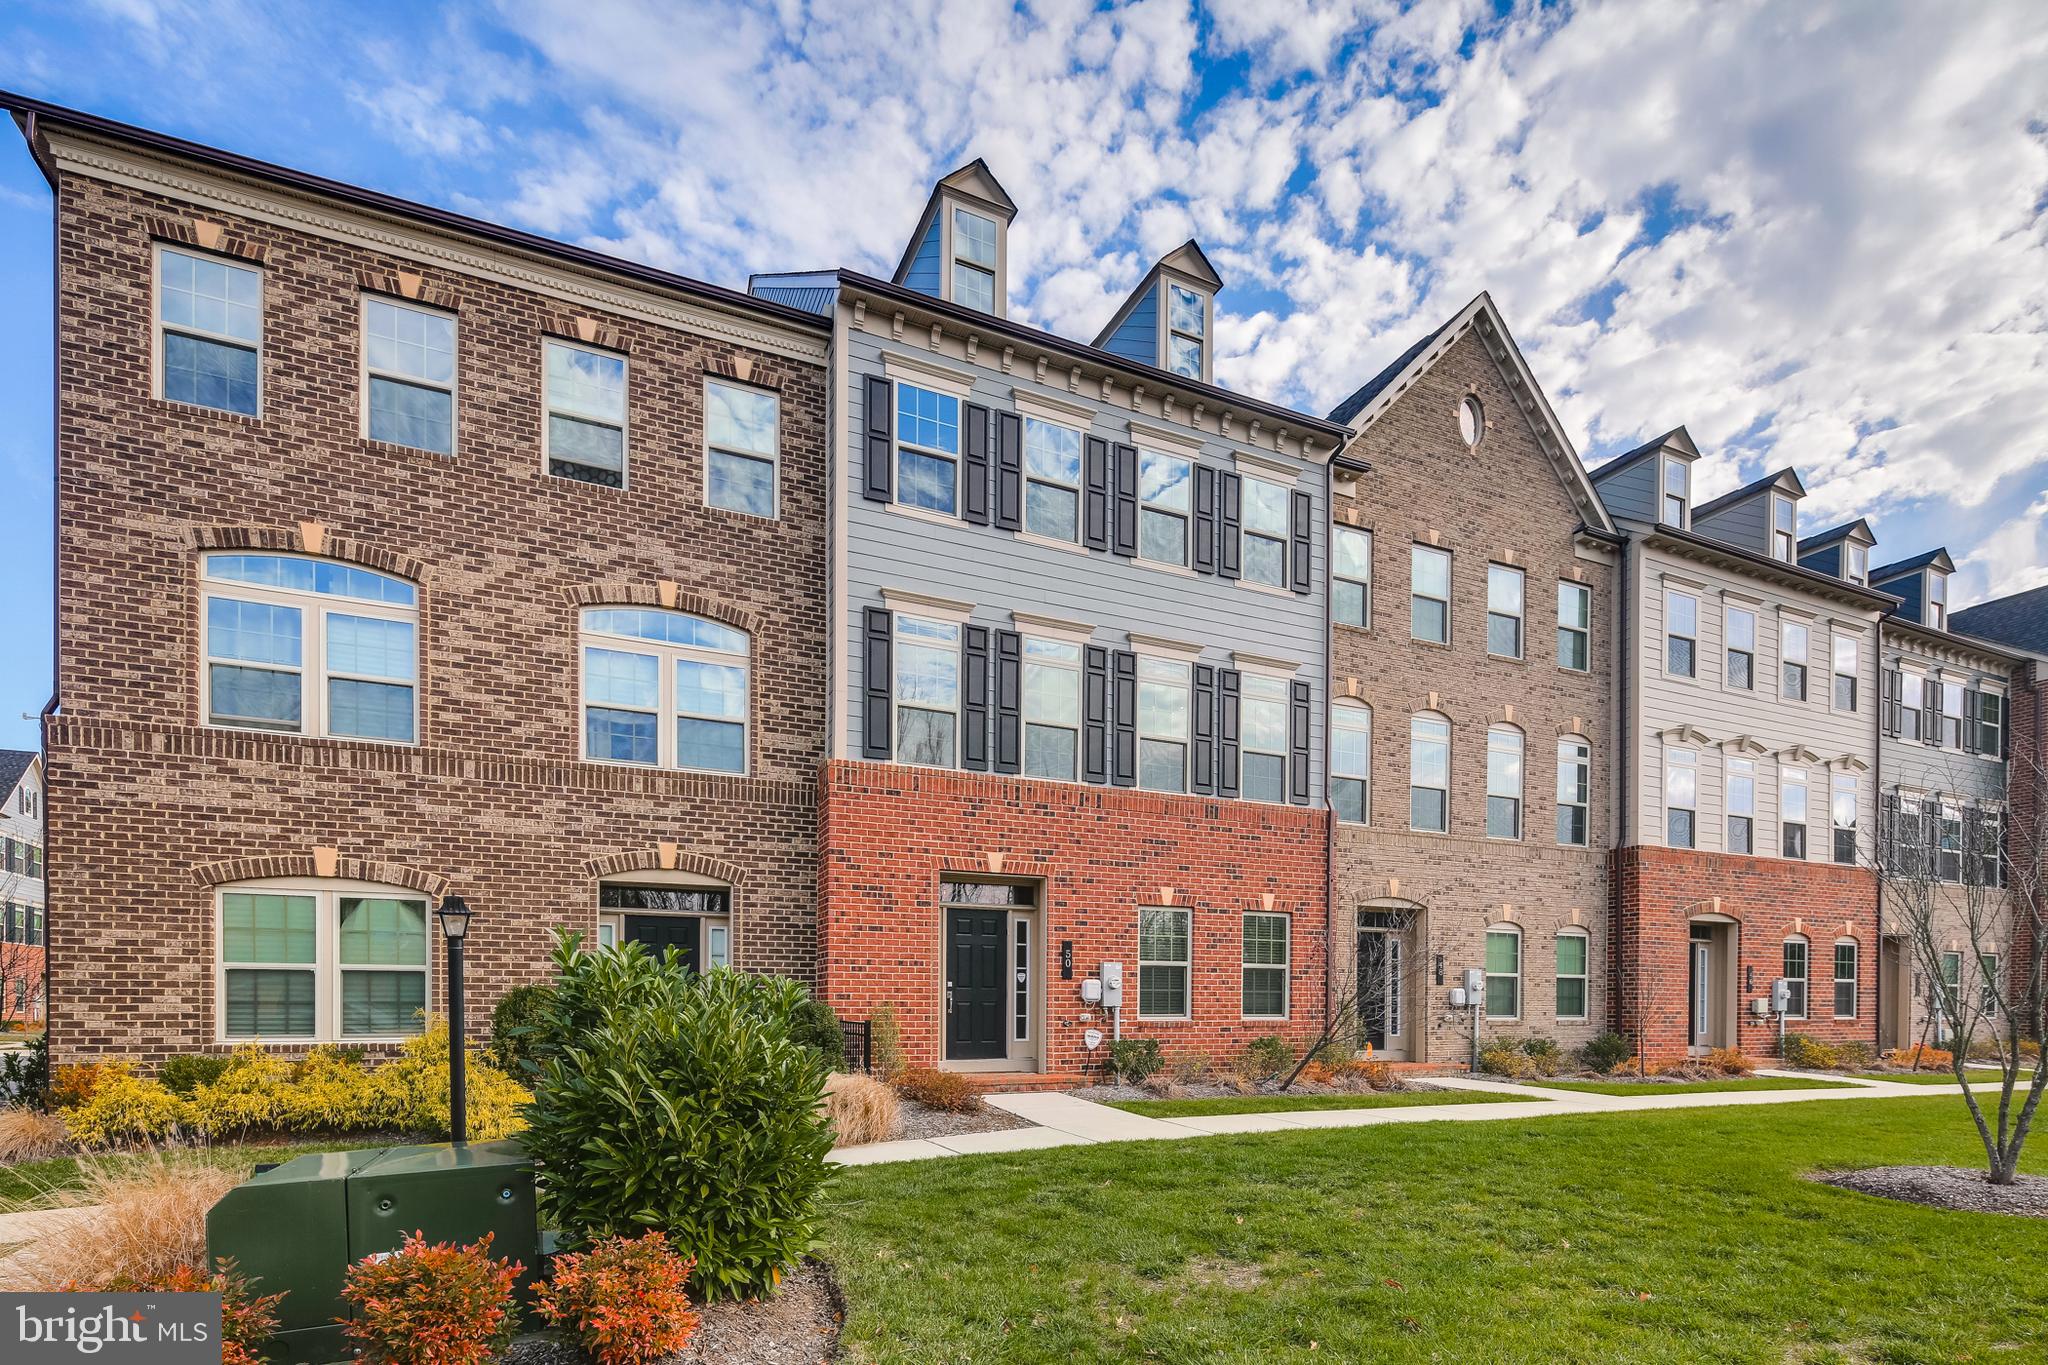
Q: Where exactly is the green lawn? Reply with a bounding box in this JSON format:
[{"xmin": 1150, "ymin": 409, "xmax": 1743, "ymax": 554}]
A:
[
  {"xmin": 0, "ymin": 1140, "xmax": 388, "ymax": 1205},
  {"xmin": 822, "ymin": 1097, "xmax": 2045, "ymax": 1362},
  {"xmin": 1107, "ymin": 1088, "xmax": 1523, "ymax": 1118},
  {"xmin": 1528, "ymin": 1075, "xmax": 1859, "ymax": 1096},
  {"xmin": 1860, "ymin": 1070, "xmax": 2012, "ymax": 1086}
]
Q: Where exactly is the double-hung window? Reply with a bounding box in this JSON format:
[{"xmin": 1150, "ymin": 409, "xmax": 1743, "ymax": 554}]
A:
[
  {"xmin": 1137, "ymin": 657, "xmax": 1191, "ymax": 792},
  {"xmin": 1846, "ymin": 544, "xmax": 1869, "ymax": 585},
  {"xmin": 1782, "ymin": 621, "xmax": 1810, "ymax": 700},
  {"xmin": 364, "ymin": 296, "xmax": 456, "ymax": 454},
  {"xmin": 1411, "ymin": 545, "xmax": 1450, "ymax": 644},
  {"xmin": 1240, "ymin": 674, "xmax": 1289, "ymax": 802},
  {"xmin": 203, "ymin": 554, "xmax": 417, "ymax": 743},
  {"xmin": 1556, "ymin": 738, "xmax": 1589, "ymax": 845},
  {"xmin": 1021, "ymin": 637, "xmax": 1083, "ymax": 780},
  {"xmin": 951, "ymin": 207, "xmax": 998, "ymax": 312},
  {"xmin": 892, "ymin": 614, "xmax": 960, "ymax": 767},
  {"xmin": 1661, "ymin": 456, "xmax": 1688, "ymax": 526},
  {"xmin": 1556, "ymin": 932, "xmax": 1589, "ymax": 1020},
  {"xmin": 1167, "ymin": 282, "xmax": 1205, "ymax": 379},
  {"xmin": 1782, "ymin": 766, "xmax": 1810, "ymax": 859},
  {"xmin": 1725, "ymin": 606, "xmax": 1755, "ymax": 690},
  {"xmin": 1726, "ymin": 758, "xmax": 1755, "ymax": 854},
  {"xmin": 158, "ymin": 246, "xmax": 261, "ymax": 415},
  {"xmin": 1927, "ymin": 571, "xmax": 1948, "ymax": 631},
  {"xmin": 581, "ymin": 607, "xmax": 750, "ymax": 773},
  {"xmin": 1242, "ymin": 913, "xmax": 1289, "ymax": 1018},
  {"xmin": 1665, "ymin": 747, "xmax": 1697, "ymax": 849},
  {"xmin": 1486, "ymin": 725, "xmax": 1523, "ymax": 839},
  {"xmin": 1894, "ymin": 793, "xmax": 1927, "ymax": 878},
  {"xmin": 1939, "ymin": 951, "xmax": 1963, "ymax": 1015},
  {"xmin": 1484, "ymin": 928, "xmax": 1521, "ymax": 1020},
  {"xmin": 1980, "ymin": 953, "xmax": 2001, "ymax": 1017},
  {"xmin": 1978, "ymin": 690, "xmax": 2004, "ymax": 755},
  {"xmin": 1900, "ymin": 672, "xmax": 1925, "ymax": 742},
  {"xmin": 1665, "ymin": 590, "xmax": 1697, "ymax": 678},
  {"xmin": 1487, "ymin": 565, "xmax": 1525, "ymax": 659},
  {"xmin": 1410, "ymin": 713, "xmax": 1450, "ymax": 832},
  {"xmin": 1557, "ymin": 582, "xmax": 1590, "ymax": 670},
  {"xmin": 220, "ymin": 884, "xmax": 429, "ymax": 1041},
  {"xmin": 1832, "ymin": 633, "xmax": 1860, "ymax": 712},
  {"xmin": 1975, "ymin": 805, "xmax": 2005, "ymax": 888},
  {"xmin": 1023, "ymin": 418, "xmax": 1082, "ymax": 541},
  {"xmin": 544, "ymin": 340, "xmax": 629, "ymax": 486},
  {"xmin": 1331, "ymin": 704, "xmax": 1371, "ymax": 824},
  {"xmin": 1241, "ymin": 478, "xmax": 1290, "ymax": 588},
  {"xmin": 1937, "ymin": 798, "xmax": 1964, "ymax": 882},
  {"xmin": 1138, "ymin": 452, "xmax": 1192, "ymax": 565},
  {"xmin": 1782, "ymin": 938, "xmax": 1809, "ymax": 1018},
  {"xmin": 1832, "ymin": 772, "xmax": 1860, "ymax": 865},
  {"xmin": 896, "ymin": 382, "xmax": 961, "ymax": 516},
  {"xmin": 1772, "ymin": 496, "xmax": 1796, "ymax": 561},
  {"xmin": 1941, "ymin": 682, "xmax": 1965, "ymax": 749},
  {"xmin": 1833, "ymin": 940, "xmax": 1858, "ymax": 1019},
  {"xmin": 705, "ymin": 378, "xmax": 780, "ymax": 516},
  {"xmin": 1138, "ymin": 906, "xmax": 1190, "ymax": 1018},
  {"xmin": 1334, "ymin": 527, "xmax": 1372, "ymax": 627}
]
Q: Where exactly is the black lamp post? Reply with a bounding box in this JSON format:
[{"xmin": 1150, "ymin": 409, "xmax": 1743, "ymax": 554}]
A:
[{"xmin": 436, "ymin": 895, "xmax": 473, "ymax": 1144}]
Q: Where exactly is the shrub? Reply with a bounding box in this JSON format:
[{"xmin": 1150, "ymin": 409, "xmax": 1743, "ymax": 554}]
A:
[
  {"xmin": 869, "ymin": 1002, "xmax": 905, "ymax": 1080},
  {"xmin": 0, "ymin": 1156, "xmax": 242, "ymax": 1291},
  {"xmin": 1107, "ymin": 1037, "xmax": 1164, "ymax": 1084},
  {"xmin": 823, "ymin": 1072, "xmax": 898, "ymax": 1145},
  {"xmin": 1834, "ymin": 1041, "xmax": 1875, "ymax": 1068},
  {"xmin": 96, "ymin": 1262, "xmax": 283, "ymax": 1365},
  {"xmin": 1167, "ymin": 1053, "xmax": 1210, "ymax": 1085},
  {"xmin": 893, "ymin": 1066, "xmax": 980, "ymax": 1113},
  {"xmin": 1780, "ymin": 1033, "xmax": 1840, "ymax": 1070},
  {"xmin": 787, "ymin": 993, "xmax": 846, "ymax": 1071},
  {"xmin": 1519, "ymin": 1037, "xmax": 1564, "ymax": 1076},
  {"xmin": 1477, "ymin": 1043, "xmax": 1534, "ymax": 1079},
  {"xmin": 188, "ymin": 1044, "xmax": 395, "ymax": 1139},
  {"xmin": 1579, "ymin": 1032, "xmax": 1632, "ymax": 1075},
  {"xmin": 490, "ymin": 983, "xmax": 557, "ymax": 1075},
  {"xmin": 536, "ymin": 1232, "xmax": 699, "ymax": 1365},
  {"xmin": 1297, "ymin": 1060, "xmax": 1333, "ymax": 1086},
  {"xmin": 1703, "ymin": 1047, "xmax": 1755, "ymax": 1077},
  {"xmin": 0, "ymin": 1106, "xmax": 70, "ymax": 1161},
  {"xmin": 2, "ymin": 1033, "xmax": 50, "ymax": 1106},
  {"xmin": 1883, "ymin": 1044, "xmax": 1953, "ymax": 1071},
  {"xmin": 1240, "ymin": 1035, "xmax": 1294, "ymax": 1081},
  {"xmin": 61, "ymin": 1069, "xmax": 189, "ymax": 1147},
  {"xmin": 157, "ymin": 1053, "xmax": 232, "ymax": 1098},
  {"xmin": 340, "ymin": 1230, "xmax": 523, "ymax": 1365},
  {"xmin": 50, "ymin": 1061, "xmax": 115, "ymax": 1111},
  {"xmin": 368, "ymin": 1021, "xmax": 531, "ymax": 1141},
  {"xmin": 523, "ymin": 933, "xmax": 833, "ymax": 1301}
]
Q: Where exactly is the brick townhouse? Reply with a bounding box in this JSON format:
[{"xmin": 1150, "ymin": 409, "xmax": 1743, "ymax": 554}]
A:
[{"xmin": 0, "ymin": 750, "xmax": 46, "ymax": 1023}]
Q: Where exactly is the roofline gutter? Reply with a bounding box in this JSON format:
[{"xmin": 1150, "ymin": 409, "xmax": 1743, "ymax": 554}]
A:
[{"xmin": 1641, "ymin": 523, "xmax": 1903, "ymax": 611}]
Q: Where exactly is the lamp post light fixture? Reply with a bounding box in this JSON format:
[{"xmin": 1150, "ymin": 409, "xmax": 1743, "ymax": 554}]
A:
[{"xmin": 436, "ymin": 895, "xmax": 474, "ymax": 1145}]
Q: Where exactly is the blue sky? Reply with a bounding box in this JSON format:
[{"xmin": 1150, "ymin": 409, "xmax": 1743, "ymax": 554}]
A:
[{"xmin": 1, "ymin": 0, "xmax": 2045, "ymax": 751}]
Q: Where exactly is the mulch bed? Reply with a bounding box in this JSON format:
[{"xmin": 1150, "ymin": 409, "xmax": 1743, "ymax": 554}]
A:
[
  {"xmin": 1811, "ymin": 1165, "xmax": 2048, "ymax": 1218},
  {"xmin": 892, "ymin": 1097, "xmax": 1031, "ymax": 1142},
  {"xmin": 503, "ymin": 1259, "xmax": 842, "ymax": 1363},
  {"xmin": 1071, "ymin": 1077, "xmax": 1457, "ymax": 1104}
]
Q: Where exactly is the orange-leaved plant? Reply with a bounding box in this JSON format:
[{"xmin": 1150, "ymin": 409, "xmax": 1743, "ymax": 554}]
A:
[
  {"xmin": 78, "ymin": 1260, "xmax": 283, "ymax": 1365},
  {"xmin": 535, "ymin": 1231, "xmax": 700, "ymax": 1365},
  {"xmin": 339, "ymin": 1230, "xmax": 523, "ymax": 1365}
]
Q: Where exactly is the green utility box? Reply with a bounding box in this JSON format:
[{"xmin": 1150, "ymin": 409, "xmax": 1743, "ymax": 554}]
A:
[{"xmin": 205, "ymin": 1140, "xmax": 538, "ymax": 1364}]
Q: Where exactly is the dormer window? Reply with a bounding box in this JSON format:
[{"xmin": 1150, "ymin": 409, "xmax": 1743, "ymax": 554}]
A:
[
  {"xmin": 1846, "ymin": 543, "xmax": 1868, "ymax": 585},
  {"xmin": 951, "ymin": 208, "xmax": 997, "ymax": 312},
  {"xmin": 1167, "ymin": 283, "xmax": 1205, "ymax": 379},
  {"xmin": 1928, "ymin": 570, "xmax": 1948, "ymax": 630},
  {"xmin": 1661, "ymin": 457, "xmax": 1689, "ymax": 527},
  {"xmin": 1771, "ymin": 495, "xmax": 1796, "ymax": 561}
]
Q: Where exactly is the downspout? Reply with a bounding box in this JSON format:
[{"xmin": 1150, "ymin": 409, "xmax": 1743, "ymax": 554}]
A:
[
  {"xmin": 1616, "ymin": 534, "xmax": 1642, "ymax": 1077},
  {"xmin": 33, "ymin": 109, "xmax": 58, "ymax": 1058},
  {"xmin": 1872, "ymin": 613, "xmax": 1887, "ymax": 1053},
  {"xmin": 1323, "ymin": 459, "xmax": 1336, "ymax": 1049}
]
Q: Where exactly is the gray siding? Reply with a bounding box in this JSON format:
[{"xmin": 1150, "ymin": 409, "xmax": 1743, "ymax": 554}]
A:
[
  {"xmin": 1879, "ymin": 630, "xmax": 2009, "ymax": 804},
  {"xmin": 1592, "ymin": 457, "xmax": 1657, "ymax": 525},
  {"xmin": 1693, "ymin": 492, "xmax": 1771, "ymax": 558}
]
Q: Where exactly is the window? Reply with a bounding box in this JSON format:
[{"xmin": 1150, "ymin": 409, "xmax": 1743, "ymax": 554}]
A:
[
  {"xmin": 1167, "ymin": 282, "xmax": 1205, "ymax": 379},
  {"xmin": 951, "ymin": 207, "xmax": 997, "ymax": 312},
  {"xmin": 1782, "ymin": 766, "xmax": 1810, "ymax": 859},
  {"xmin": 1978, "ymin": 690, "xmax": 2004, "ymax": 756},
  {"xmin": 203, "ymin": 554, "xmax": 417, "ymax": 743},
  {"xmin": 1021, "ymin": 637, "xmax": 1082, "ymax": 780},
  {"xmin": 895, "ymin": 382, "xmax": 960, "ymax": 516},
  {"xmin": 1832, "ymin": 772, "xmax": 1859, "ymax": 865},
  {"xmin": 1484, "ymin": 928, "xmax": 1520, "ymax": 1019},
  {"xmin": 1927, "ymin": 571, "xmax": 1948, "ymax": 631},
  {"xmin": 582, "ymin": 607, "xmax": 750, "ymax": 773},
  {"xmin": 1334, "ymin": 527, "xmax": 1372, "ymax": 628},
  {"xmin": 545, "ymin": 340, "xmax": 628, "ymax": 486},
  {"xmin": 1014, "ymin": 919, "xmax": 1031, "ymax": 1043},
  {"xmin": 1782, "ymin": 621, "xmax": 1809, "ymax": 701},
  {"xmin": 1940, "ymin": 681, "xmax": 1965, "ymax": 749},
  {"xmin": 1666, "ymin": 590, "xmax": 1697, "ymax": 677},
  {"xmin": 158, "ymin": 246, "xmax": 260, "ymax": 415},
  {"xmin": 1242, "ymin": 913, "xmax": 1289, "ymax": 1018},
  {"xmin": 219, "ymin": 884, "xmax": 428, "ymax": 1041},
  {"xmin": 363, "ymin": 296, "xmax": 456, "ymax": 454},
  {"xmin": 1241, "ymin": 477, "xmax": 1290, "ymax": 588},
  {"xmin": 892, "ymin": 614, "xmax": 960, "ymax": 767},
  {"xmin": 1138, "ymin": 657, "xmax": 1191, "ymax": 792},
  {"xmin": 1979, "ymin": 953, "xmax": 2000, "ymax": 1017},
  {"xmin": 1725, "ymin": 606, "xmax": 1755, "ymax": 690},
  {"xmin": 1138, "ymin": 452, "xmax": 1192, "ymax": 565},
  {"xmin": 1411, "ymin": 545, "xmax": 1451, "ymax": 644},
  {"xmin": 1332, "ymin": 704, "xmax": 1371, "ymax": 824},
  {"xmin": 1556, "ymin": 932, "xmax": 1588, "ymax": 1020},
  {"xmin": 1771, "ymin": 495, "xmax": 1796, "ymax": 561},
  {"xmin": 1661, "ymin": 456, "xmax": 1688, "ymax": 526},
  {"xmin": 1487, "ymin": 565, "xmax": 1525, "ymax": 659},
  {"xmin": 1727, "ymin": 757, "xmax": 1755, "ymax": 854},
  {"xmin": 705, "ymin": 378, "xmax": 779, "ymax": 516},
  {"xmin": 1486, "ymin": 725, "xmax": 1523, "ymax": 839},
  {"xmin": 1138, "ymin": 906, "xmax": 1190, "ymax": 1018},
  {"xmin": 1937, "ymin": 798, "xmax": 1963, "ymax": 882},
  {"xmin": 1557, "ymin": 582, "xmax": 1590, "ymax": 671},
  {"xmin": 1940, "ymin": 951, "xmax": 1962, "ymax": 1016},
  {"xmin": 1833, "ymin": 940, "xmax": 1858, "ymax": 1019},
  {"xmin": 1022, "ymin": 418, "xmax": 1082, "ymax": 541},
  {"xmin": 1240, "ymin": 673, "xmax": 1289, "ymax": 803},
  {"xmin": 1976, "ymin": 805, "xmax": 2005, "ymax": 888},
  {"xmin": 1556, "ymin": 738, "xmax": 1590, "ymax": 845},
  {"xmin": 1899, "ymin": 671, "xmax": 1925, "ymax": 742},
  {"xmin": 1410, "ymin": 713, "xmax": 1450, "ymax": 832},
  {"xmin": 1832, "ymin": 633, "xmax": 1859, "ymax": 711},
  {"xmin": 1846, "ymin": 543, "xmax": 1869, "ymax": 586},
  {"xmin": 1665, "ymin": 747, "xmax": 1697, "ymax": 848},
  {"xmin": 1894, "ymin": 792, "xmax": 1927, "ymax": 878},
  {"xmin": 1458, "ymin": 395, "xmax": 1484, "ymax": 447},
  {"xmin": 1782, "ymin": 938, "xmax": 1809, "ymax": 1018}
]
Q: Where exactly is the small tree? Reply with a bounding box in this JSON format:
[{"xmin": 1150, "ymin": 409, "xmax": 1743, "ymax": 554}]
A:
[{"xmin": 1279, "ymin": 907, "xmax": 1417, "ymax": 1089}]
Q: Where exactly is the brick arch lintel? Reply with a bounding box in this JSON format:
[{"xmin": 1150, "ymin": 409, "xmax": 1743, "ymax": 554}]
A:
[
  {"xmin": 584, "ymin": 847, "xmax": 748, "ymax": 887},
  {"xmin": 190, "ymin": 854, "xmax": 450, "ymax": 898},
  {"xmin": 191, "ymin": 526, "xmax": 426, "ymax": 585},
  {"xmin": 563, "ymin": 584, "xmax": 763, "ymax": 638}
]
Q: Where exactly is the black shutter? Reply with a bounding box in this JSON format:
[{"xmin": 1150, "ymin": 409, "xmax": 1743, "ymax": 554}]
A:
[
  {"xmin": 1192, "ymin": 466, "xmax": 1218, "ymax": 574},
  {"xmin": 1191, "ymin": 664, "xmax": 1217, "ymax": 794},
  {"xmin": 962, "ymin": 625, "xmax": 990, "ymax": 770},
  {"xmin": 2001, "ymin": 693, "xmax": 2011, "ymax": 759},
  {"xmin": 1218, "ymin": 472, "xmax": 1242, "ymax": 580},
  {"xmin": 1111, "ymin": 443, "xmax": 1139, "ymax": 558},
  {"xmin": 1881, "ymin": 791, "xmax": 1900, "ymax": 867},
  {"xmin": 1083, "ymin": 437, "xmax": 1111, "ymax": 551},
  {"xmin": 993, "ymin": 629, "xmax": 1022, "ymax": 774},
  {"xmin": 1111, "ymin": 650, "xmax": 1138, "ymax": 786},
  {"xmin": 1288, "ymin": 678, "xmax": 1312, "ymax": 803},
  {"xmin": 962, "ymin": 404, "xmax": 991, "ymax": 526},
  {"xmin": 1289, "ymin": 489, "xmax": 1313, "ymax": 595},
  {"xmin": 1923, "ymin": 682, "xmax": 1941, "ymax": 746},
  {"xmin": 1083, "ymin": 645, "xmax": 1110, "ymax": 783},
  {"xmin": 861, "ymin": 606, "xmax": 892, "ymax": 758},
  {"xmin": 862, "ymin": 375, "xmax": 893, "ymax": 503},
  {"xmin": 1216, "ymin": 669, "xmax": 1242, "ymax": 798},
  {"xmin": 1964, "ymin": 806, "xmax": 1984, "ymax": 886},
  {"xmin": 1962, "ymin": 687, "xmax": 1982, "ymax": 754},
  {"xmin": 993, "ymin": 411, "xmax": 1023, "ymax": 531},
  {"xmin": 1881, "ymin": 668, "xmax": 1900, "ymax": 737}
]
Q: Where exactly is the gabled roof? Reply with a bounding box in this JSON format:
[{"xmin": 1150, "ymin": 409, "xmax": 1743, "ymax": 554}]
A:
[
  {"xmin": 1088, "ymin": 239, "xmax": 1225, "ymax": 349},
  {"xmin": 1693, "ymin": 467, "xmax": 1805, "ymax": 521},
  {"xmin": 1952, "ymin": 585, "xmax": 2048, "ymax": 656},
  {"xmin": 1322, "ymin": 294, "xmax": 1613, "ymax": 533},
  {"xmin": 1589, "ymin": 425, "xmax": 1700, "ymax": 482},
  {"xmin": 1871, "ymin": 547, "xmax": 1955, "ymax": 581},
  {"xmin": 889, "ymin": 158, "xmax": 1018, "ymax": 285},
  {"xmin": 0, "ymin": 750, "xmax": 36, "ymax": 798},
  {"xmin": 1797, "ymin": 517, "xmax": 1876, "ymax": 553}
]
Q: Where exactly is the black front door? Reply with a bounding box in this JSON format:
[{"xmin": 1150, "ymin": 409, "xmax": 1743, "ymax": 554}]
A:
[
  {"xmin": 946, "ymin": 908, "xmax": 1006, "ymax": 1060},
  {"xmin": 627, "ymin": 915, "xmax": 702, "ymax": 972},
  {"xmin": 1357, "ymin": 931, "xmax": 1390, "ymax": 1049}
]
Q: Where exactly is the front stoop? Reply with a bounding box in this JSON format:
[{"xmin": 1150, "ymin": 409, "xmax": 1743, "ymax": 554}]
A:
[{"xmin": 963, "ymin": 1071, "xmax": 1092, "ymax": 1094}]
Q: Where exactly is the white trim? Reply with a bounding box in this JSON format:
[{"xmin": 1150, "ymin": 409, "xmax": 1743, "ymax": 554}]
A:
[
  {"xmin": 1483, "ymin": 923, "xmax": 1523, "ymax": 1022},
  {"xmin": 215, "ymin": 878, "xmax": 432, "ymax": 1045},
  {"xmin": 1127, "ymin": 632, "xmax": 1203, "ymax": 661},
  {"xmin": 1241, "ymin": 910, "xmax": 1291, "ymax": 1020},
  {"xmin": 1009, "ymin": 611, "xmax": 1094, "ymax": 643},
  {"xmin": 153, "ymin": 241, "xmax": 264, "ymax": 418},
  {"xmin": 881, "ymin": 588, "xmax": 975, "ymax": 623},
  {"xmin": 1126, "ymin": 417, "xmax": 1207, "ymax": 460},
  {"xmin": 360, "ymin": 292, "xmax": 459, "ymax": 454},
  {"xmin": 702, "ymin": 374, "xmax": 782, "ymax": 519},
  {"xmin": 1229, "ymin": 650, "xmax": 1300, "ymax": 677},
  {"xmin": 883, "ymin": 349, "xmax": 976, "ymax": 399},
  {"xmin": 578, "ymin": 606, "xmax": 752, "ymax": 776},
  {"xmin": 1554, "ymin": 928, "xmax": 1590, "ymax": 1021},
  {"xmin": 1009, "ymin": 386, "xmax": 1095, "ymax": 428},
  {"xmin": 1230, "ymin": 448, "xmax": 1297, "ymax": 480},
  {"xmin": 543, "ymin": 336, "xmax": 630, "ymax": 489},
  {"xmin": 1136, "ymin": 905, "xmax": 1192, "ymax": 1021}
]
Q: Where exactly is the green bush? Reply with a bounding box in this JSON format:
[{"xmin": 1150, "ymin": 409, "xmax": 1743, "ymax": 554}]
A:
[
  {"xmin": 788, "ymin": 993, "xmax": 846, "ymax": 1071},
  {"xmin": 1107, "ymin": 1038, "xmax": 1164, "ymax": 1084},
  {"xmin": 1477, "ymin": 1043, "xmax": 1534, "ymax": 1079},
  {"xmin": 1, "ymin": 1032, "xmax": 49, "ymax": 1107},
  {"xmin": 523, "ymin": 932, "xmax": 833, "ymax": 1302},
  {"xmin": 1518, "ymin": 1037, "xmax": 1565, "ymax": 1076},
  {"xmin": 1579, "ymin": 1032, "xmax": 1632, "ymax": 1074},
  {"xmin": 159, "ymin": 1053, "xmax": 233, "ymax": 1098},
  {"xmin": 1833, "ymin": 1041, "xmax": 1875, "ymax": 1068},
  {"xmin": 490, "ymin": 983, "xmax": 557, "ymax": 1075},
  {"xmin": 1241, "ymin": 1035, "xmax": 1294, "ymax": 1081},
  {"xmin": 1780, "ymin": 1033, "xmax": 1840, "ymax": 1070}
]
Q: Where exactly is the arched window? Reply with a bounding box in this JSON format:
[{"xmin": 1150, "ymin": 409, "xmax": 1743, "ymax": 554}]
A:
[
  {"xmin": 1409, "ymin": 712, "xmax": 1450, "ymax": 832},
  {"xmin": 1484, "ymin": 923, "xmax": 1521, "ymax": 1020},
  {"xmin": 202, "ymin": 553, "xmax": 417, "ymax": 742},
  {"xmin": 580, "ymin": 607, "xmax": 749, "ymax": 773},
  {"xmin": 1832, "ymin": 939, "xmax": 1858, "ymax": 1020},
  {"xmin": 1486, "ymin": 724, "xmax": 1524, "ymax": 840},
  {"xmin": 1332, "ymin": 703, "xmax": 1371, "ymax": 824},
  {"xmin": 1782, "ymin": 936, "xmax": 1809, "ymax": 1019},
  {"xmin": 217, "ymin": 879, "xmax": 429, "ymax": 1042}
]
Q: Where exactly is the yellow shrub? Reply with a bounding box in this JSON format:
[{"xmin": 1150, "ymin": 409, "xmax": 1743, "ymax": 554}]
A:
[
  {"xmin": 369, "ymin": 1021, "xmax": 531, "ymax": 1141},
  {"xmin": 61, "ymin": 1071, "xmax": 190, "ymax": 1148},
  {"xmin": 278, "ymin": 1047, "xmax": 380, "ymax": 1131},
  {"xmin": 188, "ymin": 1045, "xmax": 293, "ymax": 1138},
  {"xmin": 1882, "ymin": 1045, "xmax": 1953, "ymax": 1070},
  {"xmin": 1779, "ymin": 1033, "xmax": 1839, "ymax": 1071},
  {"xmin": 1704, "ymin": 1047, "xmax": 1756, "ymax": 1077}
]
